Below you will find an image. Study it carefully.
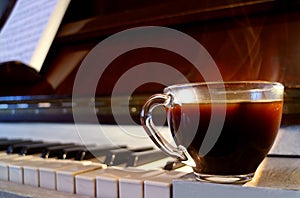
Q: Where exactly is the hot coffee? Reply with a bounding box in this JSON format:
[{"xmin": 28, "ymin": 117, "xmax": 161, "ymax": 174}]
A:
[{"xmin": 168, "ymin": 100, "xmax": 283, "ymax": 176}]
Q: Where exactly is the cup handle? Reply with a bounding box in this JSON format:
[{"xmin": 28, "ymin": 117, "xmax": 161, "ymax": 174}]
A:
[{"xmin": 140, "ymin": 94, "xmax": 195, "ymax": 166}]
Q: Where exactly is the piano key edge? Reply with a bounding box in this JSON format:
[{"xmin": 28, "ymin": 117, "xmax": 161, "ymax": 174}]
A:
[{"xmin": 0, "ymin": 180, "xmax": 91, "ymax": 198}]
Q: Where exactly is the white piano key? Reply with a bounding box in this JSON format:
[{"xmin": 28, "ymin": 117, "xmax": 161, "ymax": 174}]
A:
[
  {"xmin": 39, "ymin": 160, "xmax": 86, "ymax": 190},
  {"xmin": 119, "ymin": 178, "xmax": 144, "ymax": 198},
  {"xmin": 0, "ymin": 154, "xmax": 20, "ymax": 181},
  {"xmin": 144, "ymin": 171, "xmax": 189, "ymax": 198},
  {"xmin": 23, "ymin": 158, "xmax": 58, "ymax": 187},
  {"xmin": 0, "ymin": 162, "xmax": 9, "ymax": 181},
  {"xmin": 96, "ymin": 168, "xmax": 130, "ymax": 198},
  {"xmin": 23, "ymin": 165, "xmax": 40, "ymax": 187},
  {"xmin": 0, "ymin": 155, "xmax": 33, "ymax": 182},
  {"xmin": 75, "ymin": 168, "xmax": 107, "ymax": 197},
  {"xmin": 9, "ymin": 157, "xmax": 47, "ymax": 184},
  {"xmin": 8, "ymin": 162, "xmax": 25, "ymax": 184},
  {"xmin": 95, "ymin": 167, "xmax": 157, "ymax": 198},
  {"xmin": 56, "ymin": 162, "xmax": 105, "ymax": 194},
  {"xmin": 118, "ymin": 169, "xmax": 164, "ymax": 198},
  {"xmin": 95, "ymin": 167, "xmax": 163, "ymax": 198},
  {"xmin": 96, "ymin": 167, "xmax": 162, "ymax": 198},
  {"xmin": 173, "ymin": 178, "xmax": 300, "ymax": 198}
]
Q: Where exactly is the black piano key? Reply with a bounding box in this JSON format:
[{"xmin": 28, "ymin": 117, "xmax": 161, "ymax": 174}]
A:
[
  {"xmin": 163, "ymin": 160, "xmax": 185, "ymax": 170},
  {"xmin": 104, "ymin": 148, "xmax": 133, "ymax": 166},
  {"xmin": 41, "ymin": 144, "xmax": 76, "ymax": 158},
  {"xmin": 0, "ymin": 138, "xmax": 8, "ymax": 141},
  {"xmin": 19, "ymin": 142, "xmax": 62, "ymax": 155},
  {"xmin": 6, "ymin": 140, "xmax": 43, "ymax": 154},
  {"xmin": 104, "ymin": 146, "xmax": 153, "ymax": 166},
  {"xmin": 0, "ymin": 139, "xmax": 29, "ymax": 151},
  {"xmin": 75, "ymin": 145, "xmax": 127, "ymax": 161},
  {"xmin": 126, "ymin": 149, "xmax": 168, "ymax": 167},
  {"xmin": 57, "ymin": 145, "xmax": 92, "ymax": 160}
]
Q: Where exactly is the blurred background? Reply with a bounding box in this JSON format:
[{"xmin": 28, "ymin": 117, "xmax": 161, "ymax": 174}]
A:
[{"xmin": 0, "ymin": 0, "xmax": 299, "ymax": 125}]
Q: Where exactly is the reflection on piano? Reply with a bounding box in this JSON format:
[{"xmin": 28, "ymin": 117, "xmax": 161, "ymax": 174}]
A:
[{"xmin": 0, "ymin": 0, "xmax": 300, "ymax": 197}]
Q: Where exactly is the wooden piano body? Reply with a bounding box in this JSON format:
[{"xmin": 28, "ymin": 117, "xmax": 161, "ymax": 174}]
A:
[{"xmin": 0, "ymin": 0, "xmax": 299, "ymax": 197}]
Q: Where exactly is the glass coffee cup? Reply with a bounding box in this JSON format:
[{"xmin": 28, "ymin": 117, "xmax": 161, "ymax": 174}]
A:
[{"xmin": 140, "ymin": 81, "xmax": 284, "ymax": 184}]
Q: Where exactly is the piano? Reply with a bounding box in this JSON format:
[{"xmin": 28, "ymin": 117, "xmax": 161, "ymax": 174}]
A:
[{"xmin": 0, "ymin": 0, "xmax": 300, "ymax": 197}]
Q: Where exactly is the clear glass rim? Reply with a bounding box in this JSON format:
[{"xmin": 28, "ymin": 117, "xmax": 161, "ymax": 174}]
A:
[{"xmin": 165, "ymin": 81, "xmax": 284, "ymax": 91}]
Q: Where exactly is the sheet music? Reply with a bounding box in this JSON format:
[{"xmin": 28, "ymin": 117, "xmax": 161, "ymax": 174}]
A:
[{"xmin": 0, "ymin": 0, "xmax": 70, "ymax": 72}]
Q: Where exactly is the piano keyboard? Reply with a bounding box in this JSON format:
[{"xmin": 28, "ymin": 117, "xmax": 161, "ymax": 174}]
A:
[
  {"xmin": 0, "ymin": 123, "xmax": 192, "ymax": 198},
  {"xmin": 1, "ymin": 123, "xmax": 296, "ymax": 197}
]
